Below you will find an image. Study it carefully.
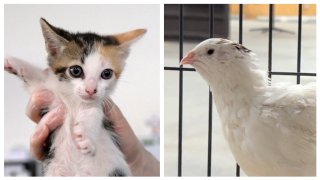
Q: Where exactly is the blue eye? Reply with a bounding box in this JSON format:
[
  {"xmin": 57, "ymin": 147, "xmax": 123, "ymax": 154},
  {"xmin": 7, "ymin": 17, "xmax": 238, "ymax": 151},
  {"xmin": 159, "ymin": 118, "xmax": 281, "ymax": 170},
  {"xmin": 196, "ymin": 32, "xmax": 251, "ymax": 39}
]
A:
[
  {"xmin": 101, "ymin": 69, "xmax": 113, "ymax": 79},
  {"xmin": 69, "ymin": 65, "xmax": 83, "ymax": 78}
]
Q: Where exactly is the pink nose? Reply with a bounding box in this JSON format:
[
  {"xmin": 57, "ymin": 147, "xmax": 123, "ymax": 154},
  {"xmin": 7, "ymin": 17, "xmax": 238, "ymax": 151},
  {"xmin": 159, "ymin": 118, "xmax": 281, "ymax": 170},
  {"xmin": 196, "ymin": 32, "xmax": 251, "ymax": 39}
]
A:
[{"xmin": 85, "ymin": 88, "xmax": 97, "ymax": 96}]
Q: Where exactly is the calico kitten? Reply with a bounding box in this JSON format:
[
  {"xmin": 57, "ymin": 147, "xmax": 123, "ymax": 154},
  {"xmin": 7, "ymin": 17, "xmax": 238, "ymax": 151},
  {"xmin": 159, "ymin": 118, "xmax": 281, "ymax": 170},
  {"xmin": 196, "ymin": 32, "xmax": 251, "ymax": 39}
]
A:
[{"xmin": 5, "ymin": 18, "xmax": 146, "ymax": 176}]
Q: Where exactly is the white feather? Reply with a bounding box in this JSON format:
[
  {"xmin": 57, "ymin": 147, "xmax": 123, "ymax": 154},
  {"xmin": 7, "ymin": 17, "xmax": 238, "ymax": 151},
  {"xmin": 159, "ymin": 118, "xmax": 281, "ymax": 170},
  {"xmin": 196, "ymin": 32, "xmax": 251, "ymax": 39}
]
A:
[{"xmin": 182, "ymin": 38, "xmax": 316, "ymax": 176}]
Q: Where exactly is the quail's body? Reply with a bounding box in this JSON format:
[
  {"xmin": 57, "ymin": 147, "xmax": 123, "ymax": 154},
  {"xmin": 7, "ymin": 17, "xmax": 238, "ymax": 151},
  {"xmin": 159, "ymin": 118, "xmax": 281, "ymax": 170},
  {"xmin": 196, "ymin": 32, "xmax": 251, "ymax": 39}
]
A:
[{"xmin": 181, "ymin": 38, "xmax": 316, "ymax": 176}]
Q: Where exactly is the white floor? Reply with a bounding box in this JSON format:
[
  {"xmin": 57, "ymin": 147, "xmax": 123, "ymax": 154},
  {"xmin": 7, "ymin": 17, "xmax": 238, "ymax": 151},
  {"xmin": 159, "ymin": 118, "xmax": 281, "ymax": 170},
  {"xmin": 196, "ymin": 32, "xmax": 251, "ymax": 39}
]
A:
[{"xmin": 164, "ymin": 18, "xmax": 316, "ymax": 176}]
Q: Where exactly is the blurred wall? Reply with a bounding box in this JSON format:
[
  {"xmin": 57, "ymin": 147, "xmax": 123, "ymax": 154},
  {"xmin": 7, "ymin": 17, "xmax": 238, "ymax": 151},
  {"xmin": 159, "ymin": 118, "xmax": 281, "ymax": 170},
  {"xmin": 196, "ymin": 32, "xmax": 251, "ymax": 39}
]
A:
[{"xmin": 230, "ymin": 4, "xmax": 316, "ymax": 19}]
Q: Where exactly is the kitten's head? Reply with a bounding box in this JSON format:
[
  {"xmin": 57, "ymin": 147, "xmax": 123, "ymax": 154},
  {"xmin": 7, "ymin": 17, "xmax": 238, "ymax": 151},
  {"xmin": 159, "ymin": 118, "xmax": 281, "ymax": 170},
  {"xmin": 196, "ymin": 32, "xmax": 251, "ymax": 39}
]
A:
[{"xmin": 40, "ymin": 18, "xmax": 146, "ymax": 103}]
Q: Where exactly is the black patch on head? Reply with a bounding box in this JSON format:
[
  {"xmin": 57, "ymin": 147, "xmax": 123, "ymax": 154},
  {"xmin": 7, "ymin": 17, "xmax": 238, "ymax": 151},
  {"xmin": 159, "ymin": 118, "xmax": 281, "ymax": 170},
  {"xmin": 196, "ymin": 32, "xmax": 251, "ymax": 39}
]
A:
[
  {"xmin": 231, "ymin": 43, "xmax": 251, "ymax": 53},
  {"xmin": 55, "ymin": 67, "xmax": 67, "ymax": 74},
  {"xmin": 102, "ymin": 36, "xmax": 119, "ymax": 46},
  {"xmin": 54, "ymin": 67, "xmax": 69, "ymax": 81},
  {"xmin": 102, "ymin": 118, "xmax": 120, "ymax": 148},
  {"xmin": 76, "ymin": 33, "xmax": 119, "ymax": 63},
  {"xmin": 108, "ymin": 168, "xmax": 127, "ymax": 176},
  {"xmin": 78, "ymin": 33, "xmax": 120, "ymax": 63}
]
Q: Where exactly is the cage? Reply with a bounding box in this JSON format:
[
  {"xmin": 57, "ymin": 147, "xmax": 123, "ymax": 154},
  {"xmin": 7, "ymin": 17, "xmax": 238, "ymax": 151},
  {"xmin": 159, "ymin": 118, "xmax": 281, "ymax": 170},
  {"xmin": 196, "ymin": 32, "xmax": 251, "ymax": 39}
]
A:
[{"xmin": 164, "ymin": 4, "xmax": 316, "ymax": 176}]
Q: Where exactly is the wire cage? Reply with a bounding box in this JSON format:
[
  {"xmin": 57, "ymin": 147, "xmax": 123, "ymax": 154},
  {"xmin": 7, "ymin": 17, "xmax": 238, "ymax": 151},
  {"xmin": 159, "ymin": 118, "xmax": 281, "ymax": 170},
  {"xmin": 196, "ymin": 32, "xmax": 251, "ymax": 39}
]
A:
[{"xmin": 164, "ymin": 4, "xmax": 316, "ymax": 176}]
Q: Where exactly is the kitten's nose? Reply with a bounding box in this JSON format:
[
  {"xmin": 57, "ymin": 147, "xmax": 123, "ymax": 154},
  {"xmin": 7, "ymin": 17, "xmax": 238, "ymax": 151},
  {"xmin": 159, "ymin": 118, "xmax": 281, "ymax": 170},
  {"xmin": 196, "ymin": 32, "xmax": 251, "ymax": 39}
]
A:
[{"xmin": 85, "ymin": 88, "xmax": 97, "ymax": 96}]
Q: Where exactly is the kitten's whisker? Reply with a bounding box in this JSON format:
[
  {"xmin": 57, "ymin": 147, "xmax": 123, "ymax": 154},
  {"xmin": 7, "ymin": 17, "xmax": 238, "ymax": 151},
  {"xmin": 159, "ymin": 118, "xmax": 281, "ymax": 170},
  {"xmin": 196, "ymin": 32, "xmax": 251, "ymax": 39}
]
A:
[{"xmin": 102, "ymin": 97, "xmax": 115, "ymax": 114}]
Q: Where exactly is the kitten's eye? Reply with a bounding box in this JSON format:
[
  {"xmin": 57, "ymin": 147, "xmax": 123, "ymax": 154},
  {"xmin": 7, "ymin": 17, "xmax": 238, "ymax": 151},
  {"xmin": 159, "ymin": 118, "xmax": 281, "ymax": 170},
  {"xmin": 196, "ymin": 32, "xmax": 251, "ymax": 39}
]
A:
[
  {"xmin": 101, "ymin": 69, "xmax": 113, "ymax": 79},
  {"xmin": 69, "ymin": 65, "xmax": 83, "ymax": 78},
  {"xmin": 207, "ymin": 49, "xmax": 215, "ymax": 55}
]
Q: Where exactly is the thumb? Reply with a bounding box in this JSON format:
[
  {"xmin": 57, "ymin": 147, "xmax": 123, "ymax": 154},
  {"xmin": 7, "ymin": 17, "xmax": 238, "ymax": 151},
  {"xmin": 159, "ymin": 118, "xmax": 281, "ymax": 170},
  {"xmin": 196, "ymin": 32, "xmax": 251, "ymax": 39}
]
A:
[
  {"xmin": 103, "ymin": 97, "xmax": 126, "ymax": 124},
  {"xmin": 30, "ymin": 123, "xmax": 50, "ymax": 160},
  {"xmin": 102, "ymin": 98, "xmax": 143, "ymax": 163}
]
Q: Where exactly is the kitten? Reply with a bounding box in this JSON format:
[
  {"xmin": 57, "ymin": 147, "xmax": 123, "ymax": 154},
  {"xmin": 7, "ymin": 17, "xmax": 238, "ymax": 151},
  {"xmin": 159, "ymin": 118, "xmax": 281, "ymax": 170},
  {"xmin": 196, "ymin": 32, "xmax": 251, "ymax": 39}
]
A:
[{"xmin": 4, "ymin": 18, "xmax": 146, "ymax": 176}]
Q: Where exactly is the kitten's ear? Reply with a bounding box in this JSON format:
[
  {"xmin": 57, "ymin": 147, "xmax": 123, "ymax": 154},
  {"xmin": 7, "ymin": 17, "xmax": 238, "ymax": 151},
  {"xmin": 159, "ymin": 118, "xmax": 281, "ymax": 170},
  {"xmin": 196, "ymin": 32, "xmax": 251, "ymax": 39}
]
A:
[
  {"xmin": 114, "ymin": 29, "xmax": 147, "ymax": 48},
  {"xmin": 40, "ymin": 18, "xmax": 70, "ymax": 56}
]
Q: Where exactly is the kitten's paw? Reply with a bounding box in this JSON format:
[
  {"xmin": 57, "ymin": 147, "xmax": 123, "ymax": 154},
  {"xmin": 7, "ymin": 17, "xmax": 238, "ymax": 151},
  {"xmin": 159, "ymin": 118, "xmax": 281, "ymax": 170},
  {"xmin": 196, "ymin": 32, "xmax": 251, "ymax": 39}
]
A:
[
  {"xmin": 73, "ymin": 122, "xmax": 96, "ymax": 155},
  {"xmin": 4, "ymin": 57, "xmax": 46, "ymax": 84},
  {"xmin": 5, "ymin": 57, "xmax": 23, "ymax": 77},
  {"xmin": 76, "ymin": 138, "xmax": 96, "ymax": 155}
]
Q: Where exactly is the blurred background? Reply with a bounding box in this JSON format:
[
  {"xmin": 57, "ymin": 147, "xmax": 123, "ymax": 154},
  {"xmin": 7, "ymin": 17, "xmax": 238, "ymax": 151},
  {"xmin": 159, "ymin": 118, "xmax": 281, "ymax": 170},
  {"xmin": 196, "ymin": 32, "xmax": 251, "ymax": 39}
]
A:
[
  {"xmin": 164, "ymin": 4, "xmax": 316, "ymax": 176},
  {"xmin": 4, "ymin": 4, "xmax": 160, "ymax": 176}
]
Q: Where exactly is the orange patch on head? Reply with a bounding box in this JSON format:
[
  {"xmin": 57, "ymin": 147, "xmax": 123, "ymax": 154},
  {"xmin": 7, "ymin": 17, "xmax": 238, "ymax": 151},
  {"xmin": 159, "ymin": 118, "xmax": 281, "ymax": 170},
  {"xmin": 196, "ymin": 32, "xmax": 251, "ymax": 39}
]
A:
[
  {"xmin": 114, "ymin": 29, "xmax": 147, "ymax": 45},
  {"xmin": 97, "ymin": 45, "xmax": 125, "ymax": 78}
]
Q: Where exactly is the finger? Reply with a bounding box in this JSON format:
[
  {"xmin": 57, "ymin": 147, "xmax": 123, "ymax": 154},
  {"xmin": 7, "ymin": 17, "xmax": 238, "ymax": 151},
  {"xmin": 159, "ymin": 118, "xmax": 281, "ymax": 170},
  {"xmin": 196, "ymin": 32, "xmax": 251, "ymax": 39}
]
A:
[
  {"xmin": 102, "ymin": 97, "xmax": 133, "ymax": 140},
  {"xmin": 40, "ymin": 106, "xmax": 65, "ymax": 131},
  {"xmin": 30, "ymin": 106, "xmax": 65, "ymax": 160},
  {"xmin": 26, "ymin": 89, "xmax": 54, "ymax": 123},
  {"xmin": 103, "ymin": 97, "xmax": 126, "ymax": 124},
  {"xmin": 102, "ymin": 98, "xmax": 142, "ymax": 163},
  {"xmin": 30, "ymin": 123, "xmax": 49, "ymax": 160}
]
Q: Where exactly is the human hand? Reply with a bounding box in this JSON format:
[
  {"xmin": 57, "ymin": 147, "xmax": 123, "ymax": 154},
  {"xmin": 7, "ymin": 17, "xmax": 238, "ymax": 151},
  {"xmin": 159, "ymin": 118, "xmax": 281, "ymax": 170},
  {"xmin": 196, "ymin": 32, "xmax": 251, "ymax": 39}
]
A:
[
  {"xmin": 26, "ymin": 89, "xmax": 65, "ymax": 160},
  {"xmin": 103, "ymin": 98, "xmax": 160, "ymax": 176},
  {"xmin": 26, "ymin": 89, "xmax": 159, "ymax": 176}
]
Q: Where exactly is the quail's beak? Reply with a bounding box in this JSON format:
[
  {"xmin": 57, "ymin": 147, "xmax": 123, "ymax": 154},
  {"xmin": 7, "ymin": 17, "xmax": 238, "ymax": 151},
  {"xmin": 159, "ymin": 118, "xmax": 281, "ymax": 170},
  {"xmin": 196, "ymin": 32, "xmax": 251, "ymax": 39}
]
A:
[{"xmin": 180, "ymin": 52, "xmax": 195, "ymax": 65}]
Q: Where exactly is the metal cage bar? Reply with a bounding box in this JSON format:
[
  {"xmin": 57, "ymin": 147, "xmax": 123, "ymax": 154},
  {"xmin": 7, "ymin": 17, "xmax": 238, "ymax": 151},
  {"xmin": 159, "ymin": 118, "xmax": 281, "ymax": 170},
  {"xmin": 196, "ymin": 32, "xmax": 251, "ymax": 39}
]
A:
[
  {"xmin": 165, "ymin": 67, "xmax": 317, "ymax": 77},
  {"xmin": 239, "ymin": 4, "xmax": 243, "ymax": 44},
  {"xmin": 207, "ymin": 4, "xmax": 214, "ymax": 177},
  {"xmin": 177, "ymin": 4, "xmax": 184, "ymax": 177},
  {"xmin": 164, "ymin": 4, "xmax": 316, "ymax": 176},
  {"xmin": 236, "ymin": 4, "xmax": 244, "ymax": 177},
  {"xmin": 268, "ymin": 4, "xmax": 274, "ymax": 79},
  {"xmin": 297, "ymin": 4, "xmax": 302, "ymax": 84}
]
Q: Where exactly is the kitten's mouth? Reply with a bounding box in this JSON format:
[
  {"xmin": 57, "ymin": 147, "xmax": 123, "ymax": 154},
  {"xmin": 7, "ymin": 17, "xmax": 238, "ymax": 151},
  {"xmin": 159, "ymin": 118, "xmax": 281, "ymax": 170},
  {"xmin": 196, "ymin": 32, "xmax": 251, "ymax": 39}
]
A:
[{"xmin": 80, "ymin": 95, "xmax": 96, "ymax": 101}]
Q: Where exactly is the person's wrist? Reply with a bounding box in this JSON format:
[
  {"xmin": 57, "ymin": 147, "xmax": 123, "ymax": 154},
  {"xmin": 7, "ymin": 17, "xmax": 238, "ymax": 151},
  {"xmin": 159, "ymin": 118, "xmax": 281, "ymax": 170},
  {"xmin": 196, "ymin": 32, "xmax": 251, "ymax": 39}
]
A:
[
  {"xmin": 126, "ymin": 141, "xmax": 145, "ymax": 175},
  {"xmin": 140, "ymin": 149, "xmax": 160, "ymax": 176},
  {"xmin": 127, "ymin": 144, "xmax": 159, "ymax": 176}
]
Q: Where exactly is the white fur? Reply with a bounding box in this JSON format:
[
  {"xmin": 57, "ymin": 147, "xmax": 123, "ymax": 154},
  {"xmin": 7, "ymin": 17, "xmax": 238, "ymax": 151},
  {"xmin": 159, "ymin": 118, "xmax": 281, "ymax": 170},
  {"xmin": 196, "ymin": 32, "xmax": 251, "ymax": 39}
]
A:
[
  {"xmin": 69, "ymin": 52, "xmax": 118, "ymax": 102},
  {"xmin": 187, "ymin": 38, "xmax": 316, "ymax": 176},
  {"xmin": 5, "ymin": 56, "xmax": 130, "ymax": 176}
]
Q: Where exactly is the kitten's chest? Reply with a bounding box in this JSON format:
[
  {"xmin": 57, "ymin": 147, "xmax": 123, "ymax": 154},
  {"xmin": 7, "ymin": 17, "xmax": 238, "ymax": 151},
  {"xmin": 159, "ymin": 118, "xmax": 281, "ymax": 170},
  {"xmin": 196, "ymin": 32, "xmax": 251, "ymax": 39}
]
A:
[
  {"xmin": 45, "ymin": 103, "xmax": 112, "ymax": 175},
  {"xmin": 74, "ymin": 104, "xmax": 104, "ymax": 122},
  {"xmin": 62, "ymin": 99, "xmax": 103, "ymax": 123}
]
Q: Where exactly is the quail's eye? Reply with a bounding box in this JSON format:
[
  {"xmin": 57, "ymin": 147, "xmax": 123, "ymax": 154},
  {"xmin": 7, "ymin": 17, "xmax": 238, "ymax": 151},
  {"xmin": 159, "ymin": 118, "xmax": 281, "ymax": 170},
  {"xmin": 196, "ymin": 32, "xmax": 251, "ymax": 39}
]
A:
[
  {"xmin": 101, "ymin": 69, "xmax": 113, "ymax": 79},
  {"xmin": 207, "ymin": 49, "xmax": 215, "ymax": 55},
  {"xmin": 69, "ymin": 65, "xmax": 83, "ymax": 78}
]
